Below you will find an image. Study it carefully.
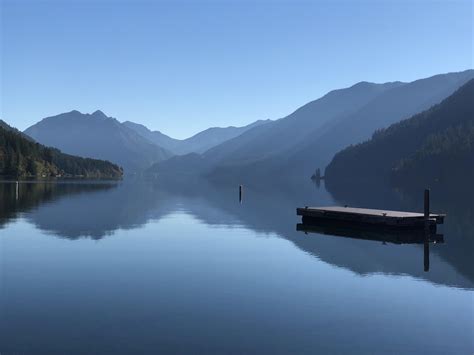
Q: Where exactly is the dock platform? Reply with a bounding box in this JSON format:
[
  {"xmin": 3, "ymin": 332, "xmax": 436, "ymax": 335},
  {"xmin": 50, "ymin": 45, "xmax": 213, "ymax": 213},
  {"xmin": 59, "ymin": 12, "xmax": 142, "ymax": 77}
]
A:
[{"xmin": 297, "ymin": 206, "xmax": 445, "ymax": 230}]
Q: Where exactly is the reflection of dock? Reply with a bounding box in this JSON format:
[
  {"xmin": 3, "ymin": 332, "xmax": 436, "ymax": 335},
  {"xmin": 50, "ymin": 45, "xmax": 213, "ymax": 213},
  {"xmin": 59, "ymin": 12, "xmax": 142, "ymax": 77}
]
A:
[
  {"xmin": 296, "ymin": 220, "xmax": 443, "ymax": 272},
  {"xmin": 297, "ymin": 206, "xmax": 445, "ymax": 230},
  {"xmin": 296, "ymin": 223, "xmax": 444, "ymax": 245}
]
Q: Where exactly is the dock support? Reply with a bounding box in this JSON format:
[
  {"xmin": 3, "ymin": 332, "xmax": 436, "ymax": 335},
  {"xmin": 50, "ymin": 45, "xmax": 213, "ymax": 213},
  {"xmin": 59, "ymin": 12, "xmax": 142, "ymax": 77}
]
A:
[
  {"xmin": 423, "ymin": 188, "xmax": 430, "ymax": 272},
  {"xmin": 424, "ymin": 189, "xmax": 430, "ymax": 221},
  {"xmin": 424, "ymin": 240, "xmax": 430, "ymax": 272},
  {"xmin": 424, "ymin": 189, "xmax": 431, "ymax": 233},
  {"xmin": 239, "ymin": 185, "xmax": 243, "ymax": 203}
]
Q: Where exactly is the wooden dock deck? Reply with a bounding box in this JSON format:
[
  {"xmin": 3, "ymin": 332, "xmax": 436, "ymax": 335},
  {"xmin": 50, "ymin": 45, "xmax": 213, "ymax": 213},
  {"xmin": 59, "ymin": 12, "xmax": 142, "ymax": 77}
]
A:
[{"xmin": 297, "ymin": 206, "xmax": 445, "ymax": 229}]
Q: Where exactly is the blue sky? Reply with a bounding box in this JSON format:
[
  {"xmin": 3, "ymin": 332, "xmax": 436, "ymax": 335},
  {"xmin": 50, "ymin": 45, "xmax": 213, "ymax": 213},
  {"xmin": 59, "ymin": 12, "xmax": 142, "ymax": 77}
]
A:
[{"xmin": 1, "ymin": 0, "xmax": 472, "ymax": 139}]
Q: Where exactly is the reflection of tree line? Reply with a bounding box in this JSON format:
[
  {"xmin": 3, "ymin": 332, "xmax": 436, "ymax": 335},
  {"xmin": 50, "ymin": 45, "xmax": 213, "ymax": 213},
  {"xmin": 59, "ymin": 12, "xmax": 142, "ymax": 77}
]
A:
[{"xmin": 0, "ymin": 181, "xmax": 116, "ymax": 228}]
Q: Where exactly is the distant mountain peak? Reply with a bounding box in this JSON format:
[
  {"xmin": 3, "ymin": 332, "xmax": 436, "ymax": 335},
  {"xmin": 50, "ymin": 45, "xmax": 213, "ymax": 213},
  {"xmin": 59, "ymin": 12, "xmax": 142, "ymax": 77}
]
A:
[
  {"xmin": 91, "ymin": 110, "xmax": 108, "ymax": 119},
  {"xmin": 350, "ymin": 80, "xmax": 404, "ymax": 90},
  {"xmin": 352, "ymin": 81, "xmax": 374, "ymax": 87}
]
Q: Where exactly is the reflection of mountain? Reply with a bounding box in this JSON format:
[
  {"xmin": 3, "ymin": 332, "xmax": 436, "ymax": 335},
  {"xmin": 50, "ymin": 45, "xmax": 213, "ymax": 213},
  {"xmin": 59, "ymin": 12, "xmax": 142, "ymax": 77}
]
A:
[
  {"xmin": 5, "ymin": 178, "xmax": 473, "ymax": 289},
  {"xmin": 0, "ymin": 181, "xmax": 116, "ymax": 228},
  {"xmin": 25, "ymin": 179, "xmax": 247, "ymax": 239},
  {"xmin": 166, "ymin": 179, "xmax": 473, "ymax": 290},
  {"xmin": 28, "ymin": 181, "xmax": 178, "ymax": 239}
]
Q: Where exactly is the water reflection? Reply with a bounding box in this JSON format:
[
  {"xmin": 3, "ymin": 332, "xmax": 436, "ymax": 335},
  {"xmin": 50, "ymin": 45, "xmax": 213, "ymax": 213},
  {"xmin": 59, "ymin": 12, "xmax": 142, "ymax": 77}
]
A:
[
  {"xmin": 0, "ymin": 178, "xmax": 473, "ymax": 289},
  {"xmin": 0, "ymin": 180, "xmax": 116, "ymax": 229},
  {"xmin": 296, "ymin": 222, "xmax": 444, "ymax": 272},
  {"xmin": 296, "ymin": 222, "xmax": 444, "ymax": 245},
  {"xmin": 324, "ymin": 179, "xmax": 474, "ymax": 287}
]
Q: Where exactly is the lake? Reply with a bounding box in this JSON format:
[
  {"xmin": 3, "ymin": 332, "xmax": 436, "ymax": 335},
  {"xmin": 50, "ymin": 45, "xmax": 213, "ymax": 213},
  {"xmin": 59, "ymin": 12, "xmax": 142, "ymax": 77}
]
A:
[{"xmin": 1, "ymin": 179, "xmax": 473, "ymax": 354}]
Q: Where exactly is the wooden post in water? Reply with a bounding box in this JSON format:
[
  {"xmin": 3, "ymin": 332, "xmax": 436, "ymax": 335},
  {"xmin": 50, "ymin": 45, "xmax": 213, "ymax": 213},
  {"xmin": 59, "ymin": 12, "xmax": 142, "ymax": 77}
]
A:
[
  {"xmin": 423, "ymin": 188, "xmax": 430, "ymax": 272},
  {"xmin": 239, "ymin": 185, "xmax": 243, "ymax": 203},
  {"xmin": 424, "ymin": 240, "xmax": 430, "ymax": 272},
  {"xmin": 16, "ymin": 181, "xmax": 19, "ymax": 201},
  {"xmin": 424, "ymin": 188, "xmax": 430, "ymax": 234},
  {"xmin": 424, "ymin": 189, "xmax": 430, "ymax": 221}
]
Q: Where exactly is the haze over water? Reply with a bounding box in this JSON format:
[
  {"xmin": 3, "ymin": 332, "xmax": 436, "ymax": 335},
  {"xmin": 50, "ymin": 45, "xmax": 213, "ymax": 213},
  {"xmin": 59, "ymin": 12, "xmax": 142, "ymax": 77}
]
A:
[{"xmin": 1, "ymin": 179, "xmax": 472, "ymax": 354}]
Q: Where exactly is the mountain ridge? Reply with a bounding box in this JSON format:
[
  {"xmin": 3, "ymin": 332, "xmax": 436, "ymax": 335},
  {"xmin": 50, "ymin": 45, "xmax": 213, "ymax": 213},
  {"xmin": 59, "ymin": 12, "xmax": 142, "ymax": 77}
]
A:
[
  {"xmin": 24, "ymin": 110, "xmax": 173, "ymax": 173},
  {"xmin": 123, "ymin": 119, "xmax": 271, "ymax": 155},
  {"xmin": 203, "ymin": 69, "xmax": 474, "ymax": 181}
]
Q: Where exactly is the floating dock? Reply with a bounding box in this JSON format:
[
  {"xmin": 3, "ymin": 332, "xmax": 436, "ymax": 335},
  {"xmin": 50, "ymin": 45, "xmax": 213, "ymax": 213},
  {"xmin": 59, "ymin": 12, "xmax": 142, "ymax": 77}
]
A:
[{"xmin": 296, "ymin": 206, "xmax": 445, "ymax": 230}]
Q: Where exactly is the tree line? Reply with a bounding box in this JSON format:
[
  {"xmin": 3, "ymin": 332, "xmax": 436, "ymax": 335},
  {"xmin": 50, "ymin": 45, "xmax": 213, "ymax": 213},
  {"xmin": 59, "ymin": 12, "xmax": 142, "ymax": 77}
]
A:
[{"xmin": 0, "ymin": 123, "xmax": 123, "ymax": 178}]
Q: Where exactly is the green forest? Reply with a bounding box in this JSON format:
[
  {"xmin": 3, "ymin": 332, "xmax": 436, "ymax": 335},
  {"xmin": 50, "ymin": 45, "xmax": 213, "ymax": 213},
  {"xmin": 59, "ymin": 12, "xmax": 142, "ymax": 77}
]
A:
[
  {"xmin": 0, "ymin": 121, "xmax": 123, "ymax": 179},
  {"xmin": 325, "ymin": 79, "xmax": 474, "ymax": 190}
]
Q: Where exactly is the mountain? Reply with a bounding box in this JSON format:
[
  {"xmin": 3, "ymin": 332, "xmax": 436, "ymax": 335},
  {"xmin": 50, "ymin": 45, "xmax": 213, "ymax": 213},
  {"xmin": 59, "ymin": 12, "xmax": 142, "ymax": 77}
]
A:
[
  {"xmin": 206, "ymin": 70, "xmax": 474, "ymax": 180},
  {"xmin": 121, "ymin": 121, "xmax": 180, "ymax": 153},
  {"xmin": 123, "ymin": 119, "xmax": 271, "ymax": 155},
  {"xmin": 149, "ymin": 80, "xmax": 403, "ymax": 177},
  {"xmin": 204, "ymin": 81, "xmax": 402, "ymax": 166},
  {"xmin": 325, "ymin": 78, "xmax": 474, "ymax": 190},
  {"xmin": 285, "ymin": 69, "xmax": 474, "ymax": 177},
  {"xmin": 24, "ymin": 110, "xmax": 172, "ymax": 173},
  {"xmin": 152, "ymin": 70, "xmax": 473, "ymax": 181},
  {"xmin": 0, "ymin": 121, "xmax": 123, "ymax": 178}
]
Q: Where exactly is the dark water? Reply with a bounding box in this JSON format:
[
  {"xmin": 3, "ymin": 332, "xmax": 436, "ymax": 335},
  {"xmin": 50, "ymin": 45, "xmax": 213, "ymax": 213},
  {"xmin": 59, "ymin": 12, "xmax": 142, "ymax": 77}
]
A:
[{"xmin": 1, "ymin": 179, "xmax": 473, "ymax": 354}]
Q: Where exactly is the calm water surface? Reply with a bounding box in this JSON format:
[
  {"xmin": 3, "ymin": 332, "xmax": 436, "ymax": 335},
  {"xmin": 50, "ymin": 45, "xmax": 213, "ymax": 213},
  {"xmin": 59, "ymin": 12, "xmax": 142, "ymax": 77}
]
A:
[{"xmin": 1, "ymin": 179, "xmax": 473, "ymax": 354}]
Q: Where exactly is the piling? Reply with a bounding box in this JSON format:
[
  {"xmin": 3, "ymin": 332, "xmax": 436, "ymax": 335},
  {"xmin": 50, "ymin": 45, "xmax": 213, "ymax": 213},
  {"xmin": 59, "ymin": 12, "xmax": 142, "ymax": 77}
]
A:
[
  {"xmin": 424, "ymin": 189, "xmax": 430, "ymax": 220},
  {"xmin": 424, "ymin": 240, "xmax": 430, "ymax": 272},
  {"xmin": 239, "ymin": 185, "xmax": 243, "ymax": 203},
  {"xmin": 16, "ymin": 181, "xmax": 19, "ymax": 201},
  {"xmin": 423, "ymin": 188, "xmax": 431, "ymax": 272},
  {"xmin": 424, "ymin": 188, "xmax": 430, "ymax": 234}
]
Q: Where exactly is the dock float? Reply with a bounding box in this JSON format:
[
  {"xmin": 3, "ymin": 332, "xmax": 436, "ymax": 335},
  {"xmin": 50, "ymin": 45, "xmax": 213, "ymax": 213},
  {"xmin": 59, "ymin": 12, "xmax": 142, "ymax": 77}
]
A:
[
  {"xmin": 297, "ymin": 206, "xmax": 445, "ymax": 230},
  {"xmin": 296, "ymin": 191, "xmax": 444, "ymax": 272}
]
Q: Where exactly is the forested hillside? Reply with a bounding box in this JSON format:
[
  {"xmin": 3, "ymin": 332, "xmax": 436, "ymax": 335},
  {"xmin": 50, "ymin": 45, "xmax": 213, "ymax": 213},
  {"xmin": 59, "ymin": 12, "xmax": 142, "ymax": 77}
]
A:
[
  {"xmin": 0, "ymin": 122, "xmax": 123, "ymax": 178},
  {"xmin": 325, "ymin": 79, "xmax": 474, "ymax": 189}
]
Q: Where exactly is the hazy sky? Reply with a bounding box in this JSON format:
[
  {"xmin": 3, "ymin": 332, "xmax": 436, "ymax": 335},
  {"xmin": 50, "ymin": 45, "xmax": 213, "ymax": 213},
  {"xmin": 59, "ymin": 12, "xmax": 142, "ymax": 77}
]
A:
[{"xmin": 1, "ymin": 0, "xmax": 472, "ymax": 139}]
